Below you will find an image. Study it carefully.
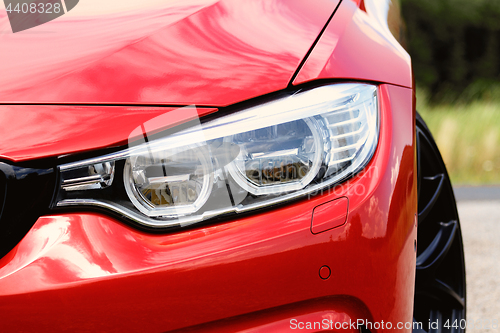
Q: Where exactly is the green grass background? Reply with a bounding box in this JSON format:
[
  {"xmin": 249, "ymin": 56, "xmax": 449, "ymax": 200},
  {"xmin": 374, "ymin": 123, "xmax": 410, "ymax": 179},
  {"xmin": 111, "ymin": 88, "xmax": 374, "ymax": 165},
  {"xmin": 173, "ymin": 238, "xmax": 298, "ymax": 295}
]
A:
[{"xmin": 417, "ymin": 88, "xmax": 500, "ymax": 185}]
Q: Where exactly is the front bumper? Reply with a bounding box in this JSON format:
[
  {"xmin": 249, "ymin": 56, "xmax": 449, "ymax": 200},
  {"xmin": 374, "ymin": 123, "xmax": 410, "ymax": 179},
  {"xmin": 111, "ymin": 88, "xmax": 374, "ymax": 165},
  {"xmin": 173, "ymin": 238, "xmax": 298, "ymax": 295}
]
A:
[{"xmin": 0, "ymin": 84, "xmax": 416, "ymax": 332}]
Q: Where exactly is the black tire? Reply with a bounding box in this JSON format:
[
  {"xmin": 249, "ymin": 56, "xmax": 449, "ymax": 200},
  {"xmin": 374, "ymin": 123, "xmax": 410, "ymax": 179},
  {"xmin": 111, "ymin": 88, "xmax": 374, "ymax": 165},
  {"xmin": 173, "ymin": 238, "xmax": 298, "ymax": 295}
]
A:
[{"xmin": 413, "ymin": 113, "xmax": 467, "ymax": 333}]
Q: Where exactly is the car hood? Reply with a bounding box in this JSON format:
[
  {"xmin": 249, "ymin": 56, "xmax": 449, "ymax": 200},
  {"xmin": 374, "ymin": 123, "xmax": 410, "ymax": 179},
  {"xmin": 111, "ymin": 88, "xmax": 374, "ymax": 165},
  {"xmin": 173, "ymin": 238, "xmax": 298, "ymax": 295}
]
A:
[{"xmin": 0, "ymin": 0, "xmax": 338, "ymax": 106}]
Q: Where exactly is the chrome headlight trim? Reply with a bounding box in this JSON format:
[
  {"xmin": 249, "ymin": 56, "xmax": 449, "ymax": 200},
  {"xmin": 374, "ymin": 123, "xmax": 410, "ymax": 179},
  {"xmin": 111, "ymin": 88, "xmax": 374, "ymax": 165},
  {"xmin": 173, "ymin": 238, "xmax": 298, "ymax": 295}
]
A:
[{"xmin": 55, "ymin": 83, "xmax": 379, "ymax": 228}]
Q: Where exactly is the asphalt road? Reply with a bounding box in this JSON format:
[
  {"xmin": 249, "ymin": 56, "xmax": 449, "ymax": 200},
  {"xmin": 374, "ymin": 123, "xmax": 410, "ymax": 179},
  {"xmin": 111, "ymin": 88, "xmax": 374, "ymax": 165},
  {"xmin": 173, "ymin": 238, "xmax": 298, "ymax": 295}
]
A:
[{"xmin": 454, "ymin": 187, "xmax": 500, "ymax": 332}]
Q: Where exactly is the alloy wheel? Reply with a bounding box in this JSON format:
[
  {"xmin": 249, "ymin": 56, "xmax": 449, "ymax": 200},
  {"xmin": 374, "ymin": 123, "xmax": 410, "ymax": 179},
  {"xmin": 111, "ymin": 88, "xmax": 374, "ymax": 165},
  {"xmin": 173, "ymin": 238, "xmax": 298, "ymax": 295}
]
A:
[{"xmin": 413, "ymin": 113, "xmax": 466, "ymax": 332}]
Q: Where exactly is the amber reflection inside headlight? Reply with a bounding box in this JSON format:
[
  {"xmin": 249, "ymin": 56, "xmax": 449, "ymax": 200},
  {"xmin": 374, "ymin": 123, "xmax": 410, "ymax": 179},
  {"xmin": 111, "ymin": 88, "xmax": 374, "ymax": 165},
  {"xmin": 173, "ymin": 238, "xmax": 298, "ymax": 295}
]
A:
[
  {"xmin": 54, "ymin": 83, "xmax": 378, "ymax": 228},
  {"xmin": 124, "ymin": 145, "xmax": 214, "ymax": 217}
]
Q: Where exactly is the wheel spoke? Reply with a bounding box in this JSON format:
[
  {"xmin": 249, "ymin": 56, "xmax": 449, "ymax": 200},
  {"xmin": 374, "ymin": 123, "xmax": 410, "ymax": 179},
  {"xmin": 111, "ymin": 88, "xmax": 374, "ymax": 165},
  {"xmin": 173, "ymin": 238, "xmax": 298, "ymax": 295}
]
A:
[
  {"xmin": 416, "ymin": 279, "xmax": 465, "ymax": 311},
  {"xmin": 418, "ymin": 174, "xmax": 445, "ymax": 224},
  {"xmin": 451, "ymin": 309, "xmax": 466, "ymax": 333},
  {"xmin": 433, "ymin": 279, "xmax": 465, "ymax": 310},
  {"xmin": 416, "ymin": 221, "xmax": 457, "ymax": 279},
  {"xmin": 429, "ymin": 309, "xmax": 443, "ymax": 333}
]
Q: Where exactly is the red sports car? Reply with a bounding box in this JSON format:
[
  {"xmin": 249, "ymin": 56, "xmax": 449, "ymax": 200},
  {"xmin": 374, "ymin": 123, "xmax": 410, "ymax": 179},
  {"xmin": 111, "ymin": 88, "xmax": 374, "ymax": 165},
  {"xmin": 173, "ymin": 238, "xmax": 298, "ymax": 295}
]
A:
[{"xmin": 0, "ymin": 0, "xmax": 465, "ymax": 332}]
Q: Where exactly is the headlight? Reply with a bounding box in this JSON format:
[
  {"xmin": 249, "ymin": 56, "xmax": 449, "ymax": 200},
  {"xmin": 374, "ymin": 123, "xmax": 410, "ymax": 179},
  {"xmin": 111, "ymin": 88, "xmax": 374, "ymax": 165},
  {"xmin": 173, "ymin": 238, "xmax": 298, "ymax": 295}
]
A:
[{"xmin": 54, "ymin": 83, "xmax": 379, "ymax": 228}]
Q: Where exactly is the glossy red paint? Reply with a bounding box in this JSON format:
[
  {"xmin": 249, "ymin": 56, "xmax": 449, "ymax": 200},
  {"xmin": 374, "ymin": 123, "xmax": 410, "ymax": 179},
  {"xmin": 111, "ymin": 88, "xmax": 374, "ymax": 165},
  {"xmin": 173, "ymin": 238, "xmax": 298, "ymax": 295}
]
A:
[
  {"xmin": 311, "ymin": 197, "xmax": 348, "ymax": 234},
  {"xmin": 0, "ymin": 85, "xmax": 417, "ymax": 332},
  {"xmin": 0, "ymin": 0, "xmax": 339, "ymax": 106},
  {"xmin": 0, "ymin": 105, "xmax": 216, "ymax": 162},
  {"xmin": 351, "ymin": 0, "xmax": 364, "ymax": 7},
  {"xmin": 293, "ymin": 0, "xmax": 412, "ymax": 89}
]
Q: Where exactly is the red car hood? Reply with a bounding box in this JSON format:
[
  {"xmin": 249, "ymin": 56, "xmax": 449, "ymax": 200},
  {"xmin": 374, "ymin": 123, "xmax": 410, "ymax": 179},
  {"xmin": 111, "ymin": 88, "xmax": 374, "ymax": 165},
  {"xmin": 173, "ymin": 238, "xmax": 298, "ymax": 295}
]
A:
[{"xmin": 0, "ymin": 0, "xmax": 338, "ymax": 106}]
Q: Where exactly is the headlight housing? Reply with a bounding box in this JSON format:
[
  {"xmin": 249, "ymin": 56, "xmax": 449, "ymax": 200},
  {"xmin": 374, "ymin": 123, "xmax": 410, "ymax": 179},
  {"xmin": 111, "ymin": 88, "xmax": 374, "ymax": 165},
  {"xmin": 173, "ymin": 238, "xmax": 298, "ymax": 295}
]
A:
[{"xmin": 54, "ymin": 83, "xmax": 379, "ymax": 228}]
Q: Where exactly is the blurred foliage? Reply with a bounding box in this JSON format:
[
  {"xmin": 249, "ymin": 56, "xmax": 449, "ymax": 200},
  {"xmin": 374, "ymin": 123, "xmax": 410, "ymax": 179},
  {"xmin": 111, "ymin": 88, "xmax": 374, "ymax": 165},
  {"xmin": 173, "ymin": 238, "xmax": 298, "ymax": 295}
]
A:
[
  {"xmin": 417, "ymin": 89, "xmax": 500, "ymax": 184},
  {"xmin": 402, "ymin": 0, "xmax": 500, "ymax": 103}
]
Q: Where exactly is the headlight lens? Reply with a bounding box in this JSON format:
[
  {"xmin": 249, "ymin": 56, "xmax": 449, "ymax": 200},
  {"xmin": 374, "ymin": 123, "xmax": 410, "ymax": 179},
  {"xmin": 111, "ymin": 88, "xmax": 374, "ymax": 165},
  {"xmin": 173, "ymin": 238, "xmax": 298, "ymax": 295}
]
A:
[
  {"xmin": 226, "ymin": 116, "xmax": 323, "ymax": 195},
  {"xmin": 55, "ymin": 83, "xmax": 379, "ymax": 228},
  {"xmin": 124, "ymin": 145, "xmax": 214, "ymax": 217}
]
